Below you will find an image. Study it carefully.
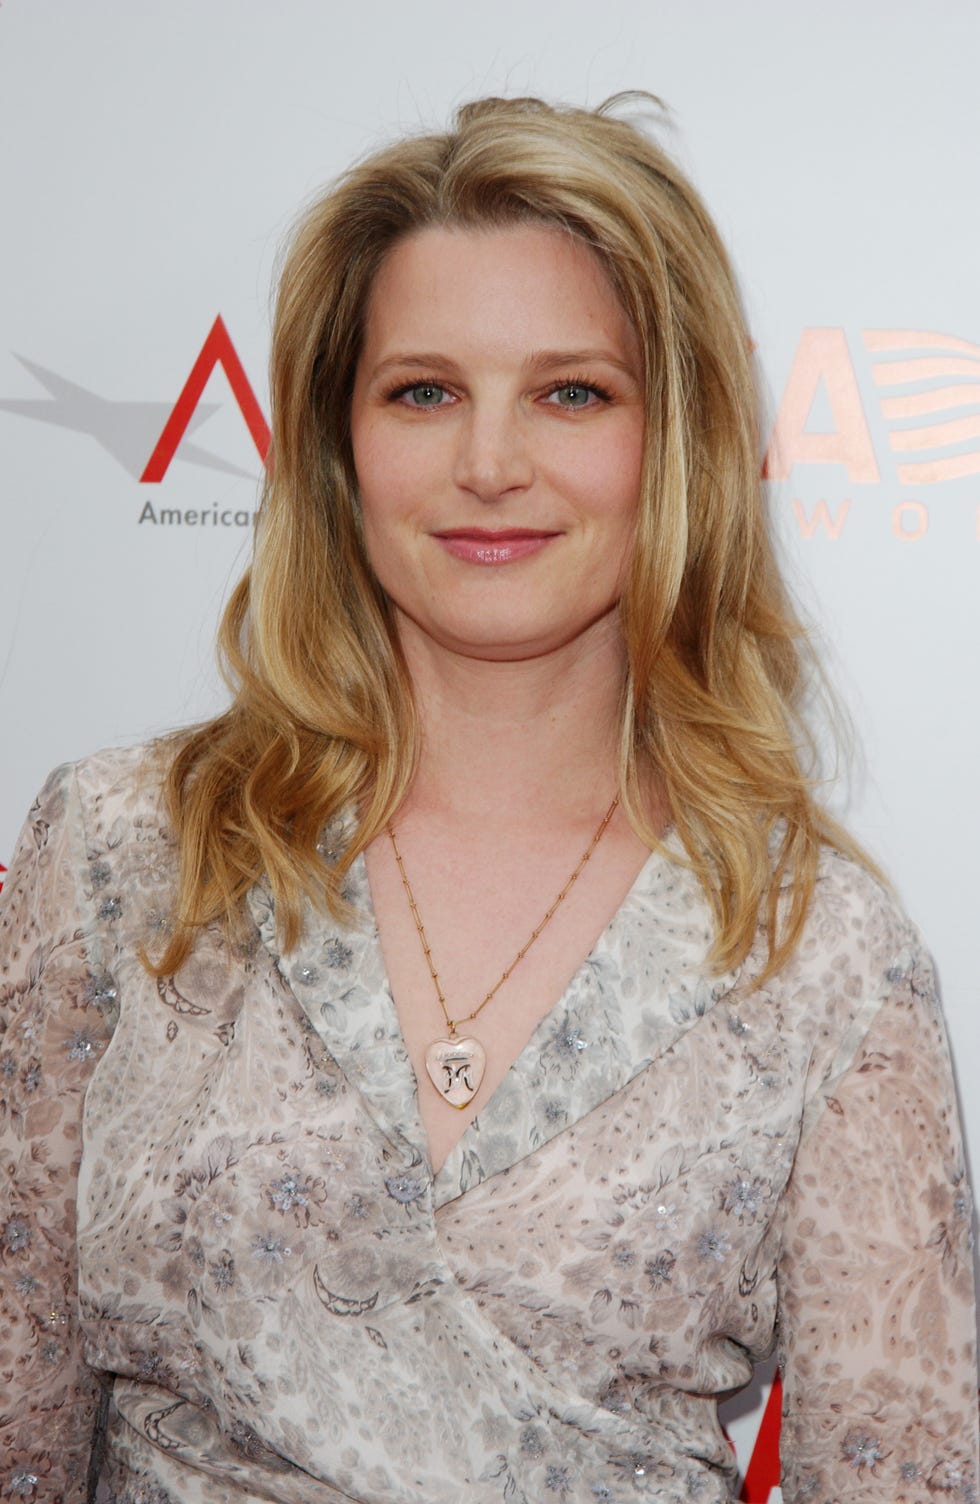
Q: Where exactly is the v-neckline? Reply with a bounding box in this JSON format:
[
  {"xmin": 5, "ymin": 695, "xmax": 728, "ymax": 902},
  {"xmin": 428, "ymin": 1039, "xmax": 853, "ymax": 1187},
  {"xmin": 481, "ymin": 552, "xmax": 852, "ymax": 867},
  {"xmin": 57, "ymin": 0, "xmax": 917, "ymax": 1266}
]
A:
[
  {"xmin": 249, "ymin": 832, "xmax": 735, "ymax": 1210},
  {"xmin": 362, "ymin": 838, "xmax": 667, "ymax": 1185}
]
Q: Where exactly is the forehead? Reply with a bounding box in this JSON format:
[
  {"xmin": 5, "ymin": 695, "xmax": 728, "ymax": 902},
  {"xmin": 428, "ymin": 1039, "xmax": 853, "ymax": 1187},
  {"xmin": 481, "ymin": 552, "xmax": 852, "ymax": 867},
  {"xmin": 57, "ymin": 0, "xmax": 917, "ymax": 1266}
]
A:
[{"xmin": 358, "ymin": 222, "xmax": 639, "ymax": 363}]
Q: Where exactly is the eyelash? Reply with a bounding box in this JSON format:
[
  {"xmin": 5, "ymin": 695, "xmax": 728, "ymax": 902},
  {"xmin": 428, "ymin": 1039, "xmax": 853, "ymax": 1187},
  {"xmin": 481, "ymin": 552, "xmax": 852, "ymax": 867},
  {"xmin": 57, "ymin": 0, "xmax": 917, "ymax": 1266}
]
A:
[
  {"xmin": 544, "ymin": 375, "xmax": 614, "ymax": 407},
  {"xmin": 382, "ymin": 375, "xmax": 614, "ymax": 409},
  {"xmin": 382, "ymin": 379, "xmax": 450, "ymax": 407}
]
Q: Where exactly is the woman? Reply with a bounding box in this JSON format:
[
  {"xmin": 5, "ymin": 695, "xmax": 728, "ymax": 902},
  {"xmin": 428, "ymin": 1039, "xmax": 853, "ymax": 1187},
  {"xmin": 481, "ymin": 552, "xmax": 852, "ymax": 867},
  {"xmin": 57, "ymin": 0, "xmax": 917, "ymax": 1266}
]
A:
[{"xmin": 0, "ymin": 95, "xmax": 976, "ymax": 1503}]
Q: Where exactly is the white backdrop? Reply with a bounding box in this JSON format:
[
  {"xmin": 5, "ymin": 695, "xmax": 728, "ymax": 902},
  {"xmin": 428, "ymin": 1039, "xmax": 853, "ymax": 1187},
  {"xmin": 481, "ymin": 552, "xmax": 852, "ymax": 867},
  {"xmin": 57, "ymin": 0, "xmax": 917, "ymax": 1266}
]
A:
[{"xmin": 1, "ymin": 3, "xmax": 978, "ymax": 1495}]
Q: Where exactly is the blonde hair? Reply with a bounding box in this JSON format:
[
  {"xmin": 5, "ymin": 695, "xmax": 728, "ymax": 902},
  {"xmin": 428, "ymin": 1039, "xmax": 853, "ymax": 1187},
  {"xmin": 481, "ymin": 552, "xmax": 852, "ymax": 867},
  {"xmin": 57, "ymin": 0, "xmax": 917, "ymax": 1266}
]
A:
[{"xmin": 153, "ymin": 93, "xmax": 862, "ymax": 979}]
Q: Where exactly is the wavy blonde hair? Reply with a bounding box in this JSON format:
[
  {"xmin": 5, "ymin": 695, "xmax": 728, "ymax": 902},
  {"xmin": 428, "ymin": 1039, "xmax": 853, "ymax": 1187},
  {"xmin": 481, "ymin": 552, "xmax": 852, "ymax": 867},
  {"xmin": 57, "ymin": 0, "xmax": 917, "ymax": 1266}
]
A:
[{"xmin": 153, "ymin": 93, "xmax": 862, "ymax": 979}]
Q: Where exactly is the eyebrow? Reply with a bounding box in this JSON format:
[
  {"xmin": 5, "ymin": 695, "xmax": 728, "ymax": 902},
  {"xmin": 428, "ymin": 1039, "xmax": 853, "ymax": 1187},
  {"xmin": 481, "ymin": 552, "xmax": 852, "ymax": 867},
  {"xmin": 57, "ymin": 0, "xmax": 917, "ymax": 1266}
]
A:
[
  {"xmin": 527, "ymin": 348, "xmax": 640, "ymax": 377},
  {"xmin": 367, "ymin": 348, "xmax": 640, "ymax": 379}
]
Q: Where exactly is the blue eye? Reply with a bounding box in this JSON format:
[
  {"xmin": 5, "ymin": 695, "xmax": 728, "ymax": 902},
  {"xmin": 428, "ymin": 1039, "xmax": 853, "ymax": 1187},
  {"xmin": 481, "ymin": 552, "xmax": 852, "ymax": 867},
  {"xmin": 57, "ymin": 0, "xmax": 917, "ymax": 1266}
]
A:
[
  {"xmin": 553, "ymin": 384, "xmax": 593, "ymax": 408},
  {"xmin": 545, "ymin": 381, "xmax": 610, "ymax": 409},
  {"xmin": 401, "ymin": 383, "xmax": 447, "ymax": 407}
]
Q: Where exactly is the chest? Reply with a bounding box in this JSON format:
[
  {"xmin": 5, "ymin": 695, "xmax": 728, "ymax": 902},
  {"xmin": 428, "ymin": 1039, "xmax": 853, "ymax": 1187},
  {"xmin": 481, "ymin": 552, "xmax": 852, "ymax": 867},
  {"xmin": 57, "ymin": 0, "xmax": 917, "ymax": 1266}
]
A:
[
  {"xmin": 362, "ymin": 823, "xmax": 655, "ymax": 1172},
  {"xmin": 77, "ymin": 938, "xmax": 804, "ymax": 1415}
]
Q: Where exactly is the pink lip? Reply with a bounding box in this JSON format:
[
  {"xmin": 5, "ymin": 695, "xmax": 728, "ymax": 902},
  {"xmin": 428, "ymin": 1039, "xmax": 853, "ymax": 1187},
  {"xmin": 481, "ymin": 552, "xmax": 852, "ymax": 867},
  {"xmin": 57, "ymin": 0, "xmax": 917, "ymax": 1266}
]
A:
[{"xmin": 434, "ymin": 528, "xmax": 560, "ymax": 565}]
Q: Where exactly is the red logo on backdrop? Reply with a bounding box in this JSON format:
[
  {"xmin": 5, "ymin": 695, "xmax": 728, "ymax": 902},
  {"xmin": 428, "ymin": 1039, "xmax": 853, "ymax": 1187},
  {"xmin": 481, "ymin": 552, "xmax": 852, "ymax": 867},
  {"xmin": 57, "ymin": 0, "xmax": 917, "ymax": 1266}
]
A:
[
  {"xmin": 139, "ymin": 316, "xmax": 269, "ymax": 482},
  {"xmin": 738, "ymin": 1373, "xmax": 782, "ymax": 1502}
]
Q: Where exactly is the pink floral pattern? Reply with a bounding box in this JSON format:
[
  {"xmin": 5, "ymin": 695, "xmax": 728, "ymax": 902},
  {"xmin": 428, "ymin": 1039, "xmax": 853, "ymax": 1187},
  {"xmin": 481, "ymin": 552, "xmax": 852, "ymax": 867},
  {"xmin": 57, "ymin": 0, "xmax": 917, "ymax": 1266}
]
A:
[{"xmin": 0, "ymin": 746, "xmax": 976, "ymax": 1504}]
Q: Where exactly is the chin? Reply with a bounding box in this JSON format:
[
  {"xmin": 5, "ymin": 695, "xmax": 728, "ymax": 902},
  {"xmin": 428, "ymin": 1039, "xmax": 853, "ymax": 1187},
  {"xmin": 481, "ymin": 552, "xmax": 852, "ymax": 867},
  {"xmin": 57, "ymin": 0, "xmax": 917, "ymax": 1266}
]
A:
[
  {"xmin": 392, "ymin": 597, "xmax": 622, "ymax": 664},
  {"xmin": 434, "ymin": 618, "xmax": 609, "ymax": 663}
]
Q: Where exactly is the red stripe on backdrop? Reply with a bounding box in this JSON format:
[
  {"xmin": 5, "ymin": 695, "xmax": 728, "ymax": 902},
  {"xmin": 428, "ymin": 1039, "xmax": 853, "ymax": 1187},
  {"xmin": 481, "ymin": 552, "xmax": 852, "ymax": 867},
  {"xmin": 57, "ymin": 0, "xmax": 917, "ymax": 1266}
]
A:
[
  {"xmin": 739, "ymin": 1371, "xmax": 782, "ymax": 1503},
  {"xmin": 140, "ymin": 315, "xmax": 270, "ymax": 482}
]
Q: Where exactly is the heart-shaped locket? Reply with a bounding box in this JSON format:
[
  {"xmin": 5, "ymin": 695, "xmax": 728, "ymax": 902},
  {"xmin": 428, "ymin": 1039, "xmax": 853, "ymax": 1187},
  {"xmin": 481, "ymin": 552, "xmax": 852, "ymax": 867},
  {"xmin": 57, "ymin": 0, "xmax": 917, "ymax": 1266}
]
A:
[{"xmin": 424, "ymin": 1036, "xmax": 487, "ymax": 1109}]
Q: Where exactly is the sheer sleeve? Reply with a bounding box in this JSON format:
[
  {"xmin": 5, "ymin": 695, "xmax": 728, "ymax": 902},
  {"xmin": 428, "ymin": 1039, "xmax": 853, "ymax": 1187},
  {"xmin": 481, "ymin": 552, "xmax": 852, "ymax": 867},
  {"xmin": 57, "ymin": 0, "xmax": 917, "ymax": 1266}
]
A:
[
  {"xmin": 777, "ymin": 929, "xmax": 979, "ymax": 1503},
  {"xmin": 0, "ymin": 765, "xmax": 116, "ymax": 1503}
]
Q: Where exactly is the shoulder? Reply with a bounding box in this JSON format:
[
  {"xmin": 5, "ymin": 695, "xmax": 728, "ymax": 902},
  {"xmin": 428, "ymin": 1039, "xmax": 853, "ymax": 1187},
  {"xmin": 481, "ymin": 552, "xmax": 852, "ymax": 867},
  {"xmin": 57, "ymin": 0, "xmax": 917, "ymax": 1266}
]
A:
[
  {"xmin": 26, "ymin": 739, "xmax": 167, "ymax": 821},
  {"xmin": 28, "ymin": 739, "xmax": 180, "ymax": 853},
  {"xmin": 14, "ymin": 741, "xmax": 179, "ymax": 923},
  {"xmin": 69, "ymin": 738, "xmax": 169, "ymax": 822},
  {"xmin": 754, "ymin": 843, "xmax": 945, "ymax": 1091},
  {"xmin": 801, "ymin": 842, "xmax": 919, "ymax": 982},
  {"xmin": 0, "ymin": 746, "xmax": 170, "ymax": 1030}
]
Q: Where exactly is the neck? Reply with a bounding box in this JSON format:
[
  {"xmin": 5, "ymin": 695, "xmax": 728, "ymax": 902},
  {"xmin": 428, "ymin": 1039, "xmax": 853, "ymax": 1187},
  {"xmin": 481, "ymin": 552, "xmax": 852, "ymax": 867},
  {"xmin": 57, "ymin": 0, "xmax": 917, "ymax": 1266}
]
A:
[{"xmin": 397, "ymin": 615, "xmax": 627, "ymax": 824}]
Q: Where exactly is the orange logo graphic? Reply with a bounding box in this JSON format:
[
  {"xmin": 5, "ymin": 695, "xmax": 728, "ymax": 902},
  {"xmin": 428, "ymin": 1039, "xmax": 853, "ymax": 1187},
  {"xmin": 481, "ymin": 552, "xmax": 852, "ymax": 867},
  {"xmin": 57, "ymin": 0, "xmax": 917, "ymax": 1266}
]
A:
[
  {"xmin": 866, "ymin": 328, "xmax": 980, "ymax": 485},
  {"xmin": 765, "ymin": 327, "xmax": 980, "ymax": 485},
  {"xmin": 764, "ymin": 327, "xmax": 980, "ymax": 542}
]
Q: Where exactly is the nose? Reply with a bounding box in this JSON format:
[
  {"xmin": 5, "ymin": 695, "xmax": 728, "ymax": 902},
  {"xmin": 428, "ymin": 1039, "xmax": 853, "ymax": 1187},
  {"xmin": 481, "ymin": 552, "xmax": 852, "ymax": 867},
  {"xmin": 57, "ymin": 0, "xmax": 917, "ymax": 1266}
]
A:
[{"xmin": 451, "ymin": 400, "xmax": 533, "ymax": 503}]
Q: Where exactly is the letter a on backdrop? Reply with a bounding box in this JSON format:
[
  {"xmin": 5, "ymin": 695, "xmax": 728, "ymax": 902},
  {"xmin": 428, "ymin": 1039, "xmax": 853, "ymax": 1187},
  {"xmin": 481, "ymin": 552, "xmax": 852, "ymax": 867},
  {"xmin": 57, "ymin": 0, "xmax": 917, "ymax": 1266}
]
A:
[
  {"xmin": 140, "ymin": 315, "xmax": 270, "ymax": 482},
  {"xmin": 764, "ymin": 328, "xmax": 879, "ymax": 483}
]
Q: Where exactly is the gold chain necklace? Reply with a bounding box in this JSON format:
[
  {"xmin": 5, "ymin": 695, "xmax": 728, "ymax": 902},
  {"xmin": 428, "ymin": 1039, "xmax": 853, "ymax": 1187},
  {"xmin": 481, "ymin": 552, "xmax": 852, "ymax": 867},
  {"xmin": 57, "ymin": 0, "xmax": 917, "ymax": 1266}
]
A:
[{"xmin": 385, "ymin": 795, "xmax": 619, "ymax": 1109}]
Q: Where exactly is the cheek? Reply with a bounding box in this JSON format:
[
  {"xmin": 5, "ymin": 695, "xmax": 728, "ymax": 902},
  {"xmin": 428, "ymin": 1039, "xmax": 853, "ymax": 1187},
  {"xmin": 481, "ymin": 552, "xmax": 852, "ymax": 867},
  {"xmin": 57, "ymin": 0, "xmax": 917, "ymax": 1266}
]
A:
[
  {"xmin": 354, "ymin": 424, "xmax": 439, "ymax": 525},
  {"xmin": 357, "ymin": 474, "xmax": 428, "ymax": 594},
  {"xmin": 359, "ymin": 502, "xmax": 403, "ymax": 584},
  {"xmin": 351, "ymin": 423, "xmax": 387, "ymax": 508},
  {"xmin": 353, "ymin": 447, "xmax": 403, "ymax": 546},
  {"xmin": 555, "ymin": 434, "xmax": 643, "ymax": 524}
]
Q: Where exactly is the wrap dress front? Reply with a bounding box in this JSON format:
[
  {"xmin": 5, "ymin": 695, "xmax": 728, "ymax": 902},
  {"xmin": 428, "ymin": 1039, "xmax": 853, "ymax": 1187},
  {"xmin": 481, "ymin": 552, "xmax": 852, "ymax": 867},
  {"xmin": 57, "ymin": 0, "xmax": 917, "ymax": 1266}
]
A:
[{"xmin": 0, "ymin": 746, "xmax": 977, "ymax": 1503}]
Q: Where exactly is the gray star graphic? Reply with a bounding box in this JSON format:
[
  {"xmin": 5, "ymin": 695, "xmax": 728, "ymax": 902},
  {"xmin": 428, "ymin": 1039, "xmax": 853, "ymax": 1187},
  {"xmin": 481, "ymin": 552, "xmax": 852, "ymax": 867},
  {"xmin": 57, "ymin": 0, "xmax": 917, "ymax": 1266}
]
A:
[{"xmin": 0, "ymin": 355, "xmax": 258, "ymax": 480}]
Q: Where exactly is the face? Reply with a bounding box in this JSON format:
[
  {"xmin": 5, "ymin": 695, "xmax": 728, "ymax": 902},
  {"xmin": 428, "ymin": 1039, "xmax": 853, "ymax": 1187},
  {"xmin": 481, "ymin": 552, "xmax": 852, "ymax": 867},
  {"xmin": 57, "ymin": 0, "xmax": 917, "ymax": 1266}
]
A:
[{"xmin": 350, "ymin": 223, "xmax": 645, "ymax": 664}]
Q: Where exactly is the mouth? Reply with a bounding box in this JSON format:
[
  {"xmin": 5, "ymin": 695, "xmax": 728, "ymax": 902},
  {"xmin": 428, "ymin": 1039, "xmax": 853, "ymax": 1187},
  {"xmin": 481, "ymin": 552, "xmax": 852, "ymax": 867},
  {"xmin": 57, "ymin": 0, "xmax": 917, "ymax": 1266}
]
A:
[{"xmin": 433, "ymin": 527, "xmax": 561, "ymax": 565}]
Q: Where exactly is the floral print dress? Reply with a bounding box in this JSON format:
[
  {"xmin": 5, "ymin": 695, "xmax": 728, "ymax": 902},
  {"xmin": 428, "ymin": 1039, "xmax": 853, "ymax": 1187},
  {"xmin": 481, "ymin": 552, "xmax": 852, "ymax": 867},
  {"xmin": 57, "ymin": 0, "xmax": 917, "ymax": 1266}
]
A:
[{"xmin": 0, "ymin": 746, "xmax": 977, "ymax": 1504}]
